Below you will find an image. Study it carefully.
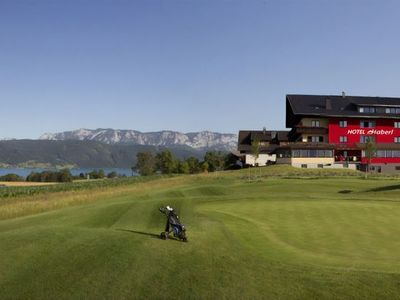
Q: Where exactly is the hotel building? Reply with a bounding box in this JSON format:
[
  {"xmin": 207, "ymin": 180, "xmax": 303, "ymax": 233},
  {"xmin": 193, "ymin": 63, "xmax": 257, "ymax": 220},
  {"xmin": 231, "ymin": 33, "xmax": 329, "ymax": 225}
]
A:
[{"xmin": 238, "ymin": 93, "xmax": 400, "ymax": 173}]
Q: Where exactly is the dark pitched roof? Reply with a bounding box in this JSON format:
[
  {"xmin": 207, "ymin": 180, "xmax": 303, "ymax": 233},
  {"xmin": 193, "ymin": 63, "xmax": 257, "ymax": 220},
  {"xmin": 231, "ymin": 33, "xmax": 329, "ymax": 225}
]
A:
[
  {"xmin": 238, "ymin": 130, "xmax": 289, "ymax": 144},
  {"xmin": 286, "ymin": 94, "xmax": 400, "ymax": 127},
  {"xmin": 238, "ymin": 130, "xmax": 290, "ymax": 152}
]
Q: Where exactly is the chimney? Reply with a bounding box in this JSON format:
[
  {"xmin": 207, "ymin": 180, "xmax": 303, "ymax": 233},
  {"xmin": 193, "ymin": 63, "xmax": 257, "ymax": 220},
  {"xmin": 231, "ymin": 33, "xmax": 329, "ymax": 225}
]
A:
[
  {"xmin": 326, "ymin": 98, "xmax": 332, "ymax": 110},
  {"xmin": 342, "ymin": 91, "xmax": 346, "ymax": 98}
]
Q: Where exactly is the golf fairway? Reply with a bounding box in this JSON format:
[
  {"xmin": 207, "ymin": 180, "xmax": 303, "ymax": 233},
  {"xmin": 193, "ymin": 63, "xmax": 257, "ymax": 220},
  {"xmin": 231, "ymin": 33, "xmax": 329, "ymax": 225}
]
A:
[{"xmin": 1, "ymin": 173, "xmax": 400, "ymax": 299}]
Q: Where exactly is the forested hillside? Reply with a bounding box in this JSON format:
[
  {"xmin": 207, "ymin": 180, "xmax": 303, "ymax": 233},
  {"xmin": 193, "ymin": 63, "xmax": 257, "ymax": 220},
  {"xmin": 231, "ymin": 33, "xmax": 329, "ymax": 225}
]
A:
[{"xmin": 0, "ymin": 140, "xmax": 205, "ymax": 168}]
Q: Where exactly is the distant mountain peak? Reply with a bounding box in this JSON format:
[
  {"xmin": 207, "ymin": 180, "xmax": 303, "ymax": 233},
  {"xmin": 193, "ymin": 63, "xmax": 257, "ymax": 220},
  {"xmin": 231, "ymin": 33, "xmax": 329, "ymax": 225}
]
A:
[{"xmin": 39, "ymin": 128, "xmax": 237, "ymax": 151}]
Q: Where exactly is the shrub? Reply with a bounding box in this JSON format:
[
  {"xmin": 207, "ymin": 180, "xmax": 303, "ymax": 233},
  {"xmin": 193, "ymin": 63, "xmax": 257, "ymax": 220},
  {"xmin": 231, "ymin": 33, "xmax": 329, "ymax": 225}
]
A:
[
  {"xmin": 0, "ymin": 173, "xmax": 24, "ymax": 182},
  {"xmin": 107, "ymin": 171, "xmax": 118, "ymax": 178}
]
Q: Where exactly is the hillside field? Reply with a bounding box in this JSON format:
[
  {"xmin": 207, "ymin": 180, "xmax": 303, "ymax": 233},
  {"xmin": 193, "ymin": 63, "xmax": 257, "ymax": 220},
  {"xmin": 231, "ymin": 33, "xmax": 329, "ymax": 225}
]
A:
[
  {"xmin": 1, "ymin": 167, "xmax": 400, "ymax": 299},
  {"xmin": 0, "ymin": 181, "xmax": 57, "ymax": 187}
]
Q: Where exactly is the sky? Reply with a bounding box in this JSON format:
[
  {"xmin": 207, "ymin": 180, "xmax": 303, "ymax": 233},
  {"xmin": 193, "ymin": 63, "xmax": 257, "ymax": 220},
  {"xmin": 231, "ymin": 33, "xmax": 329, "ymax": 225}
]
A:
[{"xmin": 1, "ymin": 0, "xmax": 400, "ymax": 139}]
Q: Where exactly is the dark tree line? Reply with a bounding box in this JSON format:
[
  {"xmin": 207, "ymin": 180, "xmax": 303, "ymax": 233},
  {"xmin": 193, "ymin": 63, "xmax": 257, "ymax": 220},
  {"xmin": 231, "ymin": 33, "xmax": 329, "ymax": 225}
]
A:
[
  {"xmin": 0, "ymin": 173, "xmax": 24, "ymax": 182},
  {"xmin": 25, "ymin": 169, "xmax": 122, "ymax": 183},
  {"xmin": 27, "ymin": 169, "xmax": 74, "ymax": 183},
  {"xmin": 134, "ymin": 150, "xmax": 239, "ymax": 176}
]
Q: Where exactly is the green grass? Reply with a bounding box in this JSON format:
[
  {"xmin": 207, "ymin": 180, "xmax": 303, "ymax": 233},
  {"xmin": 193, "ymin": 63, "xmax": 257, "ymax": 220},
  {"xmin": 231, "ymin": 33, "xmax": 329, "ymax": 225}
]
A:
[{"xmin": 1, "ymin": 168, "xmax": 400, "ymax": 299}]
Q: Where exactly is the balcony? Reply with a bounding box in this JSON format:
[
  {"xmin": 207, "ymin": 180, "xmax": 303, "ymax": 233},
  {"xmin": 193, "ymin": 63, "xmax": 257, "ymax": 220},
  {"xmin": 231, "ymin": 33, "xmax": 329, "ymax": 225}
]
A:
[
  {"xmin": 292, "ymin": 126, "xmax": 329, "ymax": 134},
  {"xmin": 334, "ymin": 143, "xmax": 360, "ymax": 150}
]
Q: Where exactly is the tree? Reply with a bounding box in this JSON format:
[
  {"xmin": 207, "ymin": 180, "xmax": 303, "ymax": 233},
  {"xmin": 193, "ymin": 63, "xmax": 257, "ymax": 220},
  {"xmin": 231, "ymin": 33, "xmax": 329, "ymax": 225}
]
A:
[
  {"xmin": 201, "ymin": 161, "xmax": 209, "ymax": 173},
  {"xmin": 224, "ymin": 153, "xmax": 240, "ymax": 170},
  {"xmin": 26, "ymin": 172, "xmax": 40, "ymax": 182},
  {"xmin": 88, "ymin": 170, "xmax": 99, "ymax": 179},
  {"xmin": 0, "ymin": 173, "xmax": 24, "ymax": 182},
  {"xmin": 135, "ymin": 151, "xmax": 156, "ymax": 176},
  {"xmin": 26, "ymin": 169, "xmax": 72, "ymax": 182},
  {"xmin": 97, "ymin": 169, "xmax": 105, "ymax": 179},
  {"xmin": 57, "ymin": 169, "xmax": 73, "ymax": 182},
  {"xmin": 204, "ymin": 151, "xmax": 225, "ymax": 172},
  {"xmin": 364, "ymin": 138, "xmax": 377, "ymax": 178},
  {"xmin": 177, "ymin": 161, "xmax": 190, "ymax": 174},
  {"xmin": 249, "ymin": 137, "xmax": 261, "ymax": 180},
  {"xmin": 107, "ymin": 171, "xmax": 118, "ymax": 178},
  {"xmin": 251, "ymin": 137, "xmax": 261, "ymax": 167},
  {"xmin": 186, "ymin": 156, "xmax": 200, "ymax": 174},
  {"xmin": 156, "ymin": 150, "xmax": 177, "ymax": 174}
]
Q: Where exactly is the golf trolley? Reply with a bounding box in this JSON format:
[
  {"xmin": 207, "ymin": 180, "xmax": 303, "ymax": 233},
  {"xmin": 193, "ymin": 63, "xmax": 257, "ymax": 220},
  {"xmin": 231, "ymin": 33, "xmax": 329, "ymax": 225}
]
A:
[{"xmin": 159, "ymin": 206, "xmax": 187, "ymax": 242}]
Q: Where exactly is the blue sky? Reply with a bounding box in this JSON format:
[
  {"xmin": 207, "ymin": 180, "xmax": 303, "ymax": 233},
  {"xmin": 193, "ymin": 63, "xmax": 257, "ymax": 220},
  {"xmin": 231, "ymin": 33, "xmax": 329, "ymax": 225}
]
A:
[{"xmin": 1, "ymin": 0, "xmax": 400, "ymax": 138}]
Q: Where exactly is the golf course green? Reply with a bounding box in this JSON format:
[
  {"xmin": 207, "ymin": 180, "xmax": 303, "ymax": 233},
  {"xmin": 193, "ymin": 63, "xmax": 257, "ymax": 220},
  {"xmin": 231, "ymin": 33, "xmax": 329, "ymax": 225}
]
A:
[{"xmin": 1, "ymin": 167, "xmax": 400, "ymax": 299}]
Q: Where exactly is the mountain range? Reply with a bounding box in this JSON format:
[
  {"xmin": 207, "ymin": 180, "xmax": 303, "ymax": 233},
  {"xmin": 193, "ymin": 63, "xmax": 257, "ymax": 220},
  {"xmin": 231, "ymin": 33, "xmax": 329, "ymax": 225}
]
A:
[{"xmin": 40, "ymin": 128, "xmax": 237, "ymax": 152}]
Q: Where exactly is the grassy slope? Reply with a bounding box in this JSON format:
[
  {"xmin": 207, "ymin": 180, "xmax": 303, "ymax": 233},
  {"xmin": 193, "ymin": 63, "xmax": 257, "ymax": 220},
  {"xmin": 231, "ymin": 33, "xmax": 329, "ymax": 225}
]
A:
[{"xmin": 1, "ymin": 168, "xmax": 400, "ymax": 299}]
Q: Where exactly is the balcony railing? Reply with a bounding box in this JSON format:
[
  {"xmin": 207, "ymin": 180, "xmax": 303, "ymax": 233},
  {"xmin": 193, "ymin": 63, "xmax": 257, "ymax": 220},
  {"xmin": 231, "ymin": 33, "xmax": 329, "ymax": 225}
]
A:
[
  {"xmin": 296, "ymin": 126, "xmax": 328, "ymax": 134},
  {"xmin": 334, "ymin": 143, "xmax": 360, "ymax": 150}
]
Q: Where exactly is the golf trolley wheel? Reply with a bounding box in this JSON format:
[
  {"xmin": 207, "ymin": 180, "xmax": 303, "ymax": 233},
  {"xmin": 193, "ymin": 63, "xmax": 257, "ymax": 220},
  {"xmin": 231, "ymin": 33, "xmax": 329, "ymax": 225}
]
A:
[{"xmin": 181, "ymin": 233, "xmax": 188, "ymax": 242}]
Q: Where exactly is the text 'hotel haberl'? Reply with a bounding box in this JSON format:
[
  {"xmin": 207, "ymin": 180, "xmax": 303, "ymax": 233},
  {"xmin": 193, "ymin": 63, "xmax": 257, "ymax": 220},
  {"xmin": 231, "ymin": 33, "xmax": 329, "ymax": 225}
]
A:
[{"xmin": 238, "ymin": 93, "xmax": 400, "ymax": 173}]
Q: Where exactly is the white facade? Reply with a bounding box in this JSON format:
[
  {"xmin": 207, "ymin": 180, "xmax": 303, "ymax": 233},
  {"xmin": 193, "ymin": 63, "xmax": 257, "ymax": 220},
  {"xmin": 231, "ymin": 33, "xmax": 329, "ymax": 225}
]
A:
[
  {"xmin": 276, "ymin": 157, "xmax": 357, "ymax": 170},
  {"xmin": 245, "ymin": 154, "xmax": 276, "ymax": 166}
]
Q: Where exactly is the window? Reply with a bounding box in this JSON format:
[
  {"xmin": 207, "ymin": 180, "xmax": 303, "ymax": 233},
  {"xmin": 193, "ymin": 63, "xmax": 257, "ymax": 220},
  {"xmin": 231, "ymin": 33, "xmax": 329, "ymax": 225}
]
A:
[
  {"xmin": 309, "ymin": 136, "xmax": 323, "ymax": 142},
  {"xmin": 386, "ymin": 108, "xmax": 400, "ymax": 114},
  {"xmin": 395, "ymin": 166, "xmax": 400, "ymax": 171},
  {"xmin": 311, "ymin": 120, "xmax": 320, "ymax": 127},
  {"xmin": 360, "ymin": 120, "xmax": 376, "ymax": 128},
  {"xmin": 359, "ymin": 106, "xmax": 376, "ymax": 113},
  {"xmin": 375, "ymin": 150, "xmax": 400, "ymax": 158},
  {"xmin": 394, "ymin": 122, "xmax": 400, "ymax": 128},
  {"xmin": 317, "ymin": 164, "xmax": 323, "ymax": 168},
  {"xmin": 301, "ymin": 164, "xmax": 307, "ymax": 168},
  {"xmin": 292, "ymin": 150, "xmax": 333, "ymax": 158},
  {"xmin": 377, "ymin": 150, "xmax": 387, "ymax": 157},
  {"xmin": 339, "ymin": 136, "xmax": 348, "ymax": 143},
  {"xmin": 277, "ymin": 149, "xmax": 291, "ymax": 158},
  {"xmin": 360, "ymin": 136, "xmax": 375, "ymax": 143},
  {"xmin": 395, "ymin": 137, "xmax": 400, "ymax": 143},
  {"xmin": 339, "ymin": 120, "xmax": 347, "ymax": 128},
  {"xmin": 386, "ymin": 108, "xmax": 394, "ymax": 114}
]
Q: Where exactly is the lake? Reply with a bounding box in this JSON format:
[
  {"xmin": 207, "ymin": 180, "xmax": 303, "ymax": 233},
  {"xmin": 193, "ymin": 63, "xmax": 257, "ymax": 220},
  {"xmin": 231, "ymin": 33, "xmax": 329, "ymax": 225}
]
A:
[{"xmin": 0, "ymin": 168, "xmax": 137, "ymax": 178}]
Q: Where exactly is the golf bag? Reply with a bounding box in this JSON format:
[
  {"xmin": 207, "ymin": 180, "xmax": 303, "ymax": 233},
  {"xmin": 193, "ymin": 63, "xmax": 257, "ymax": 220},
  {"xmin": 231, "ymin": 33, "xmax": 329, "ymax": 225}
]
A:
[{"xmin": 159, "ymin": 206, "xmax": 187, "ymax": 242}]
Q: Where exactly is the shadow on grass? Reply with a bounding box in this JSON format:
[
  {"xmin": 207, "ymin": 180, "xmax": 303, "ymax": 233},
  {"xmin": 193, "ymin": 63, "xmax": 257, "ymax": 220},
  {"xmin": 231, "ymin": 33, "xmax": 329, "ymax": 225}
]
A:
[
  {"xmin": 366, "ymin": 185, "xmax": 400, "ymax": 192},
  {"xmin": 338, "ymin": 190, "xmax": 353, "ymax": 194},
  {"xmin": 115, "ymin": 229, "xmax": 160, "ymax": 239},
  {"xmin": 115, "ymin": 229, "xmax": 184, "ymax": 242}
]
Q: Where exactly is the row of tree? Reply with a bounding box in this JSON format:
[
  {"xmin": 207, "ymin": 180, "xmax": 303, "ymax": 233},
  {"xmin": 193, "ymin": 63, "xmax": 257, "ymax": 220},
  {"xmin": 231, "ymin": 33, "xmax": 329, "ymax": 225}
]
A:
[
  {"xmin": 25, "ymin": 169, "xmax": 123, "ymax": 183},
  {"xmin": 134, "ymin": 150, "xmax": 239, "ymax": 176},
  {"xmin": 27, "ymin": 169, "xmax": 74, "ymax": 182},
  {"xmin": 0, "ymin": 173, "xmax": 24, "ymax": 182}
]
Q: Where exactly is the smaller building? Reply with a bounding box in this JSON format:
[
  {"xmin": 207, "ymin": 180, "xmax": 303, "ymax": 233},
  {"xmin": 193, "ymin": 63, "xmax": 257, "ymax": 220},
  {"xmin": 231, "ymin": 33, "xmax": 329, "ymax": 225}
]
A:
[
  {"xmin": 274, "ymin": 143, "xmax": 347, "ymax": 169},
  {"xmin": 237, "ymin": 130, "xmax": 290, "ymax": 166}
]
